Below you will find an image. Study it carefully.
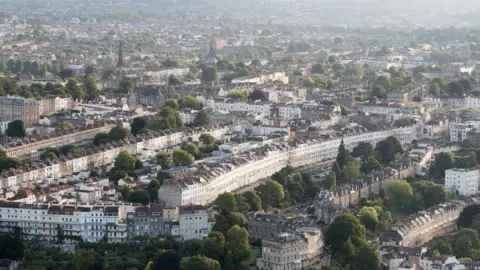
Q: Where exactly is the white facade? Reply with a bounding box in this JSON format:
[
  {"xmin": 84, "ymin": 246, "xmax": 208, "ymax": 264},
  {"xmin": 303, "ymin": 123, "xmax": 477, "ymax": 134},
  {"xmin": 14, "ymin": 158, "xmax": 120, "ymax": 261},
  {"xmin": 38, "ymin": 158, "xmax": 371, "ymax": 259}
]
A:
[
  {"xmin": 450, "ymin": 121, "xmax": 480, "ymax": 142},
  {"xmin": 179, "ymin": 111, "xmax": 198, "ymax": 125},
  {"xmin": 213, "ymin": 101, "xmax": 271, "ymax": 115},
  {"xmin": 278, "ymin": 106, "xmax": 301, "ymax": 120},
  {"xmin": 445, "ymin": 169, "xmax": 479, "ymax": 196},
  {"xmin": 172, "ymin": 209, "xmax": 212, "ymax": 241}
]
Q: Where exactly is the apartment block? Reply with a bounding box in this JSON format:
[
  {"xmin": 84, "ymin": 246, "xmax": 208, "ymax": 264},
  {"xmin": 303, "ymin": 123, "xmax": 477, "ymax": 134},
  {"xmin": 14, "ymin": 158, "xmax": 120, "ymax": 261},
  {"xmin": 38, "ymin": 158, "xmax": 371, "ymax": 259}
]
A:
[
  {"xmin": 445, "ymin": 168, "xmax": 480, "ymax": 196},
  {"xmin": 0, "ymin": 96, "xmax": 39, "ymax": 127}
]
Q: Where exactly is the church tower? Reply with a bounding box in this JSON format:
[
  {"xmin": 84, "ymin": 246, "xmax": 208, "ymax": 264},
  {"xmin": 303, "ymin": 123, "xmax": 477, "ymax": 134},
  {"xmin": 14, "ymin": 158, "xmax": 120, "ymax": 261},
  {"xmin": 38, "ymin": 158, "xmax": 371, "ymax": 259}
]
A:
[{"xmin": 204, "ymin": 38, "xmax": 219, "ymax": 67}]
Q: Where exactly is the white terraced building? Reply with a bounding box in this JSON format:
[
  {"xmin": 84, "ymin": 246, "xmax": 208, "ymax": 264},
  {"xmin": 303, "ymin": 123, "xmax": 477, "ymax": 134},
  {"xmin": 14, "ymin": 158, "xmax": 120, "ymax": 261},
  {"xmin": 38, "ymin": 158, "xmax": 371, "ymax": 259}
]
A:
[{"xmin": 159, "ymin": 124, "xmax": 419, "ymax": 206}]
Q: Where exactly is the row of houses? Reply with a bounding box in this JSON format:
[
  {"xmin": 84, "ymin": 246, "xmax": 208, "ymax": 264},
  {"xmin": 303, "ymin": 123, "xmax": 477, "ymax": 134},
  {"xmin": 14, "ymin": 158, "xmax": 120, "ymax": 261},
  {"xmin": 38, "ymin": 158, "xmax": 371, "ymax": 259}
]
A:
[
  {"xmin": 0, "ymin": 125, "xmax": 232, "ymax": 190},
  {"xmin": 158, "ymin": 124, "xmax": 419, "ymax": 207},
  {"xmin": 0, "ymin": 202, "xmax": 212, "ymax": 243}
]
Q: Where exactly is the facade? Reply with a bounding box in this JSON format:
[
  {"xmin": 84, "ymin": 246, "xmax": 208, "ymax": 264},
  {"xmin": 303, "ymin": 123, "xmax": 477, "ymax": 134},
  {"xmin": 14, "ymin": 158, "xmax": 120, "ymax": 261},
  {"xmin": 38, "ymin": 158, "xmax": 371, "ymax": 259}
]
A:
[
  {"xmin": 0, "ymin": 96, "xmax": 40, "ymax": 127},
  {"xmin": 213, "ymin": 100, "xmax": 271, "ymax": 116},
  {"xmin": 257, "ymin": 231, "xmax": 322, "ymax": 270},
  {"xmin": 134, "ymin": 87, "xmax": 166, "ymax": 109},
  {"xmin": 171, "ymin": 206, "xmax": 213, "ymax": 241},
  {"xmin": 445, "ymin": 168, "xmax": 480, "ymax": 196},
  {"xmin": 39, "ymin": 95, "xmax": 74, "ymax": 115},
  {"xmin": 247, "ymin": 212, "xmax": 293, "ymax": 240},
  {"xmin": 423, "ymin": 119, "xmax": 449, "ymax": 139},
  {"xmin": 379, "ymin": 196, "xmax": 480, "ymax": 249},
  {"xmin": 449, "ymin": 121, "xmax": 480, "ymax": 142},
  {"xmin": 0, "ymin": 202, "xmax": 210, "ymax": 243},
  {"xmin": 1, "ymin": 123, "xmax": 115, "ymax": 160}
]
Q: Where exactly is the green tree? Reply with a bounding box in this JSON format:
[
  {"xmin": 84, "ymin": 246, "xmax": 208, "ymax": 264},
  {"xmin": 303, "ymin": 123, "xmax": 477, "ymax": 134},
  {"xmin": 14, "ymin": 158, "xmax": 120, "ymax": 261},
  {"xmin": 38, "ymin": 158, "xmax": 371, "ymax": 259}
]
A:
[
  {"xmin": 59, "ymin": 68, "xmax": 74, "ymax": 80},
  {"xmin": 434, "ymin": 152, "xmax": 455, "ymax": 177},
  {"xmin": 168, "ymin": 75, "xmax": 183, "ymax": 86},
  {"xmin": 165, "ymin": 99, "xmax": 180, "ymax": 110},
  {"xmin": 257, "ymin": 180, "xmax": 285, "ymax": 208},
  {"xmin": 432, "ymin": 77, "xmax": 447, "ymax": 90},
  {"xmin": 336, "ymin": 139, "xmax": 350, "ymax": 168},
  {"xmin": 202, "ymin": 67, "xmax": 218, "ymax": 82},
  {"xmin": 248, "ymin": 89, "xmax": 267, "ymax": 102},
  {"xmin": 385, "ymin": 180, "xmax": 415, "ymax": 214},
  {"xmin": 108, "ymin": 126, "xmax": 129, "ymax": 141},
  {"xmin": 375, "ymin": 75, "xmax": 392, "ymax": 90},
  {"xmin": 375, "ymin": 136, "xmax": 404, "ymax": 164},
  {"xmin": 6, "ymin": 120, "xmax": 26, "ymax": 137},
  {"xmin": 226, "ymin": 90, "xmax": 248, "ymax": 101},
  {"xmin": 359, "ymin": 207, "xmax": 379, "ymax": 231},
  {"xmin": 180, "ymin": 255, "xmax": 220, "ymax": 270},
  {"xmin": 172, "ymin": 150, "xmax": 194, "ymax": 166},
  {"xmin": 343, "ymin": 161, "xmax": 361, "ymax": 181},
  {"xmin": 352, "ymin": 142, "xmax": 373, "ymax": 158},
  {"xmin": 332, "ymin": 161, "xmax": 342, "ymax": 181},
  {"xmin": 73, "ymin": 249, "xmax": 104, "ymax": 270},
  {"xmin": 183, "ymin": 142, "xmax": 201, "ymax": 159},
  {"xmin": 353, "ymin": 243, "xmax": 380, "ymax": 270},
  {"xmin": 199, "ymin": 134, "xmax": 215, "ymax": 146},
  {"xmin": 93, "ymin": 132, "xmax": 110, "ymax": 146},
  {"xmin": 457, "ymin": 228, "xmax": 480, "ymax": 249},
  {"xmin": 323, "ymin": 213, "xmax": 366, "ymax": 256},
  {"xmin": 128, "ymin": 189, "xmax": 150, "ymax": 205},
  {"xmin": 361, "ymin": 156, "xmax": 382, "ymax": 175},
  {"xmin": 429, "ymin": 83, "xmax": 441, "ymax": 96},
  {"xmin": 194, "ymin": 111, "xmax": 211, "ymax": 126},
  {"xmin": 215, "ymin": 192, "xmax": 238, "ymax": 214},
  {"xmin": 456, "ymin": 235, "xmax": 473, "ymax": 258},
  {"xmin": 119, "ymin": 76, "xmax": 134, "ymax": 93},
  {"xmin": 324, "ymin": 172, "xmax": 337, "ymax": 190},
  {"xmin": 156, "ymin": 151, "xmax": 173, "ymax": 169},
  {"xmin": 311, "ymin": 64, "xmax": 325, "ymax": 74},
  {"xmin": 152, "ymin": 250, "xmax": 181, "ymax": 270},
  {"xmin": 432, "ymin": 237, "xmax": 452, "ymax": 255},
  {"xmin": 131, "ymin": 117, "xmax": 148, "ymax": 135},
  {"xmin": 82, "ymin": 77, "xmax": 99, "ymax": 101},
  {"xmin": 114, "ymin": 150, "xmax": 137, "ymax": 172},
  {"xmin": 148, "ymin": 179, "xmax": 161, "ymax": 202},
  {"xmin": 243, "ymin": 191, "xmax": 262, "ymax": 211},
  {"xmin": 200, "ymin": 232, "xmax": 225, "ymax": 261}
]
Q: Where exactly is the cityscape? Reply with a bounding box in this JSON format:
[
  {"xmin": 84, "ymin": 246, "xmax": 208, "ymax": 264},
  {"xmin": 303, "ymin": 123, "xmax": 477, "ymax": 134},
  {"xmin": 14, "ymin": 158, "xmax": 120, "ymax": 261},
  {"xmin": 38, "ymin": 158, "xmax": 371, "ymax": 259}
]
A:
[{"xmin": 1, "ymin": 0, "xmax": 480, "ymax": 269}]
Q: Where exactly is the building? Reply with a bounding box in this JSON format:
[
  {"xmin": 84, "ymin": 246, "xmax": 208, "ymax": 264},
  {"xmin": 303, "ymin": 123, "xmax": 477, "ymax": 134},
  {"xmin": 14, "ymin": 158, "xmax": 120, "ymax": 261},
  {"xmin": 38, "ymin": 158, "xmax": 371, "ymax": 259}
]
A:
[
  {"xmin": 134, "ymin": 87, "xmax": 166, "ymax": 109},
  {"xmin": 450, "ymin": 121, "xmax": 480, "ymax": 142},
  {"xmin": 256, "ymin": 231, "xmax": 322, "ymax": 270},
  {"xmin": 39, "ymin": 95, "xmax": 74, "ymax": 115},
  {"xmin": 171, "ymin": 206, "xmax": 213, "ymax": 241},
  {"xmin": 423, "ymin": 119, "xmax": 449, "ymax": 139},
  {"xmin": 127, "ymin": 204, "xmax": 163, "ymax": 238},
  {"xmin": 445, "ymin": 168, "xmax": 480, "ymax": 196},
  {"xmin": 204, "ymin": 38, "xmax": 219, "ymax": 67},
  {"xmin": 0, "ymin": 96, "xmax": 40, "ymax": 127}
]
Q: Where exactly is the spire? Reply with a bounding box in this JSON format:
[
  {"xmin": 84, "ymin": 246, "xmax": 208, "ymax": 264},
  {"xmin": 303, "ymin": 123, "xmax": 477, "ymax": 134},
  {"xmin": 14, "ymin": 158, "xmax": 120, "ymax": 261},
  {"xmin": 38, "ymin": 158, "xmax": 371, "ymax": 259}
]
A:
[
  {"xmin": 117, "ymin": 39, "xmax": 124, "ymax": 68},
  {"xmin": 205, "ymin": 37, "xmax": 218, "ymax": 67}
]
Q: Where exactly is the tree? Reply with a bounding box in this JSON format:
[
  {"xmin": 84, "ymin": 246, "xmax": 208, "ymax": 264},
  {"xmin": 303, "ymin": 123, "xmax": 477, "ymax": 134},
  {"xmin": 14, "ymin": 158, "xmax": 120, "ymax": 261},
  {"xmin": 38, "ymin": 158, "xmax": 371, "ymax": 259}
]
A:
[
  {"xmin": 225, "ymin": 225, "xmax": 250, "ymax": 267},
  {"xmin": 162, "ymin": 59, "xmax": 180, "ymax": 68},
  {"xmin": 257, "ymin": 180, "xmax": 285, "ymax": 208},
  {"xmin": 311, "ymin": 64, "xmax": 325, "ymax": 74},
  {"xmin": 361, "ymin": 156, "xmax": 381, "ymax": 174},
  {"xmin": 14, "ymin": 60, "xmax": 23, "ymax": 74},
  {"xmin": 215, "ymin": 193, "xmax": 238, "ymax": 214},
  {"xmin": 447, "ymin": 81, "xmax": 465, "ymax": 96},
  {"xmin": 432, "ymin": 237, "xmax": 452, "ymax": 255},
  {"xmin": 429, "ymin": 83, "xmax": 441, "ymax": 96},
  {"xmin": 227, "ymin": 90, "xmax": 248, "ymax": 101},
  {"xmin": 352, "ymin": 142, "xmax": 373, "ymax": 158},
  {"xmin": 194, "ymin": 111, "xmax": 211, "ymax": 126},
  {"xmin": 84, "ymin": 65, "xmax": 95, "ymax": 76},
  {"xmin": 73, "ymin": 249, "xmax": 104, "ymax": 270},
  {"xmin": 336, "ymin": 139, "xmax": 350, "ymax": 168},
  {"xmin": 323, "ymin": 213, "xmax": 366, "ymax": 256},
  {"xmin": 359, "ymin": 207, "xmax": 379, "ymax": 231},
  {"xmin": 324, "ymin": 172, "xmax": 337, "ymax": 190},
  {"xmin": 165, "ymin": 99, "xmax": 180, "ymax": 110},
  {"xmin": 93, "ymin": 132, "xmax": 110, "ymax": 146},
  {"xmin": 82, "ymin": 77, "xmax": 99, "ymax": 101},
  {"xmin": 152, "ymin": 250, "xmax": 181, "ymax": 270},
  {"xmin": 200, "ymin": 232, "xmax": 225, "ymax": 261},
  {"xmin": 457, "ymin": 228, "xmax": 480, "ymax": 249},
  {"xmin": 332, "ymin": 161, "xmax": 342, "ymax": 180},
  {"xmin": 248, "ymin": 89, "xmax": 267, "ymax": 102},
  {"xmin": 385, "ymin": 180, "xmax": 415, "ymax": 214},
  {"xmin": 202, "ymin": 67, "xmax": 218, "ymax": 82},
  {"xmin": 6, "ymin": 120, "xmax": 26, "ymax": 137},
  {"xmin": 108, "ymin": 126, "xmax": 129, "ymax": 141},
  {"xmin": 131, "ymin": 117, "xmax": 148, "ymax": 136},
  {"xmin": 172, "ymin": 150, "xmax": 194, "ymax": 166},
  {"xmin": 343, "ymin": 161, "xmax": 361, "ymax": 181},
  {"xmin": 199, "ymin": 134, "xmax": 215, "ymax": 146},
  {"xmin": 59, "ymin": 68, "xmax": 74, "ymax": 80},
  {"xmin": 375, "ymin": 136, "xmax": 404, "ymax": 165},
  {"xmin": 412, "ymin": 181, "xmax": 447, "ymax": 209},
  {"xmin": 183, "ymin": 143, "xmax": 201, "ymax": 159},
  {"xmin": 156, "ymin": 151, "xmax": 173, "ymax": 169},
  {"xmin": 434, "ymin": 152, "xmax": 455, "ymax": 177},
  {"xmin": 168, "ymin": 75, "xmax": 183, "ymax": 86},
  {"xmin": 114, "ymin": 150, "xmax": 137, "ymax": 172},
  {"xmin": 372, "ymin": 85, "xmax": 386, "ymax": 99},
  {"xmin": 65, "ymin": 78, "xmax": 86, "ymax": 101},
  {"xmin": 128, "ymin": 189, "xmax": 150, "ymax": 205},
  {"xmin": 180, "ymin": 256, "xmax": 220, "ymax": 270},
  {"xmin": 455, "ymin": 235, "xmax": 473, "ymax": 258},
  {"xmin": 375, "ymin": 75, "xmax": 392, "ymax": 90},
  {"xmin": 340, "ymin": 105, "xmax": 348, "ymax": 116},
  {"xmin": 353, "ymin": 243, "xmax": 380, "ymax": 270},
  {"xmin": 119, "ymin": 77, "xmax": 134, "ymax": 93},
  {"xmin": 243, "ymin": 191, "xmax": 262, "ymax": 211}
]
